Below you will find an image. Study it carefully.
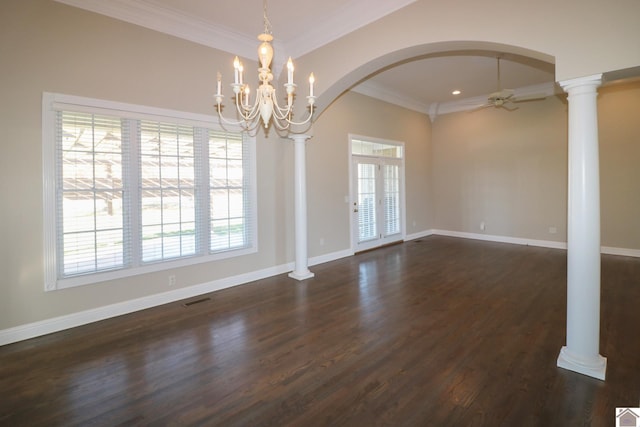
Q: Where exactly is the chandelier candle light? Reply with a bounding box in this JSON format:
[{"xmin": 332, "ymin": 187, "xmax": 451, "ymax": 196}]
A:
[{"xmin": 214, "ymin": 1, "xmax": 316, "ymax": 131}]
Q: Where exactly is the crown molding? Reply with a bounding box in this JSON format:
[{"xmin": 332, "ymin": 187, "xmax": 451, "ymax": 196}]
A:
[
  {"xmin": 54, "ymin": 0, "xmax": 417, "ymax": 62},
  {"xmin": 352, "ymin": 81, "xmax": 557, "ymax": 121},
  {"xmin": 53, "ymin": 0, "xmax": 296, "ymax": 76},
  {"xmin": 351, "ymin": 80, "xmax": 431, "ymax": 115},
  {"xmin": 54, "ymin": 0, "xmax": 258, "ymax": 59}
]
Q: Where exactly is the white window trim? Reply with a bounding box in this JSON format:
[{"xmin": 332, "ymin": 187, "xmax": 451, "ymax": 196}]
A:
[{"xmin": 42, "ymin": 92, "xmax": 257, "ymax": 291}]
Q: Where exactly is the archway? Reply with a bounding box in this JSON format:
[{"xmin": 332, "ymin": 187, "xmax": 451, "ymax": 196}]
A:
[
  {"xmin": 313, "ymin": 41, "xmax": 555, "ymax": 118},
  {"xmin": 301, "ymin": 41, "xmax": 606, "ymax": 381}
]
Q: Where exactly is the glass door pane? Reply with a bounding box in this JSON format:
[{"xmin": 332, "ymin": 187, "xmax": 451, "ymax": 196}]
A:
[
  {"xmin": 357, "ymin": 162, "xmax": 378, "ymax": 243},
  {"xmin": 383, "ymin": 164, "xmax": 400, "ymax": 236}
]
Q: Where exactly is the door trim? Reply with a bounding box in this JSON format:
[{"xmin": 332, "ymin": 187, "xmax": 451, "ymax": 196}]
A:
[{"xmin": 348, "ymin": 134, "xmax": 406, "ymax": 254}]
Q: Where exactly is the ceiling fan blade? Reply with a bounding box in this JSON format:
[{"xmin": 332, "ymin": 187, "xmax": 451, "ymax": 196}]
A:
[
  {"xmin": 500, "ymin": 103, "xmax": 519, "ymax": 111},
  {"xmin": 513, "ymin": 93, "xmax": 547, "ymax": 102},
  {"xmin": 501, "ymin": 89, "xmax": 515, "ymax": 98},
  {"xmin": 467, "ymin": 103, "xmax": 492, "ymax": 112}
]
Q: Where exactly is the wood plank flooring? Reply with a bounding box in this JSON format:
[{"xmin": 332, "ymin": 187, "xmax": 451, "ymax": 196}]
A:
[{"xmin": 1, "ymin": 236, "xmax": 639, "ymax": 426}]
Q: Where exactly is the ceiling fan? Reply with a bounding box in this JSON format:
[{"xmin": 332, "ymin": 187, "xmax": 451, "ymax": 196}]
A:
[{"xmin": 475, "ymin": 56, "xmax": 547, "ymax": 111}]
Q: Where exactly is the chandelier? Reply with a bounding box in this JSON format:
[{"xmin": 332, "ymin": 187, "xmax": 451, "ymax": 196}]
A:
[{"xmin": 214, "ymin": 0, "xmax": 316, "ymax": 132}]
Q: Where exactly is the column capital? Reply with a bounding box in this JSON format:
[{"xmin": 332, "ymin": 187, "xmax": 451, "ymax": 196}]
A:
[
  {"xmin": 559, "ymin": 73, "xmax": 602, "ymax": 93},
  {"xmin": 289, "ymin": 134, "xmax": 312, "ymax": 143}
]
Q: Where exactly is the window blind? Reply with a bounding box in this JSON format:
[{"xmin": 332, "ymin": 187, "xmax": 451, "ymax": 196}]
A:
[
  {"xmin": 56, "ymin": 111, "xmax": 129, "ymax": 277},
  {"xmin": 139, "ymin": 120, "xmax": 197, "ymax": 262},
  {"xmin": 383, "ymin": 164, "xmax": 400, "ymax": 236},
  {"xmin": 208, "ymin": 130, "xmax": 252, "ymax": 252},
  {"xmin": 44, "ymin": 93, "xmax": 256, "ymax": 290}
]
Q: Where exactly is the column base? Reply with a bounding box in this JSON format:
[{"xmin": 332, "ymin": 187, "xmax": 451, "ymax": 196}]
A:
[
  {"xmin": 557, "ymin": 346, "xmax": 606, "ymax": 380},
  {"xmin": 288, "ymin": 270, "xmax": 315, "ymax": 281}
]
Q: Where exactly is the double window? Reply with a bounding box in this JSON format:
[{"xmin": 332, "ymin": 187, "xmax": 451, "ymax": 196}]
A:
[{"xmin": 43, "ymin": 93, "xmax": 256, "ymax": 290}]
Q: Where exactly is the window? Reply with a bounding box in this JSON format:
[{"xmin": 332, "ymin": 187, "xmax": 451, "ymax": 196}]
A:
[
  {"xmin": 43, "ymin": 93, "xmax": 256, "ymax": 290},
  {"xmin": 139, "ymin": 121, "xmax": 197, "ymax": 262},
  {"xmin": 57, "ymin": 111, "xmax": 128, "ymax": 277},
  {"xmin": 351, "ymin": 138, "xmax": 403, "ymax": 158},
  {"xmin": 208, "ymin": 131, "xmax": 250, "ymax": 252}
]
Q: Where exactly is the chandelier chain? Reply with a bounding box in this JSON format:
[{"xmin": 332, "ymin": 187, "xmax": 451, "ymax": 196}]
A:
[{"xmin": 263, "ymin": 0, "xmax": 272, "ymax": 35}]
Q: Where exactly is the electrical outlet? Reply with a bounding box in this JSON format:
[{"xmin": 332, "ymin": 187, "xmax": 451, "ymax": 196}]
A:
[
  {"xmin": 549, "ymin": 226, "xmax": 557, "ymax": 234},
  {"xmin": 168, "ymin": 275, "xmax": 176, "ymax": 286},
  {"xmin": 480, "ymin": 221, "xmax": 486, "ymax": 231}
]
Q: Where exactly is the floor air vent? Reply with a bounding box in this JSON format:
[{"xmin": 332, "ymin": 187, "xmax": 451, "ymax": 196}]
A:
[{"xmin": 182, "ymin": 297, "xmax": 211, "ymax": 307}]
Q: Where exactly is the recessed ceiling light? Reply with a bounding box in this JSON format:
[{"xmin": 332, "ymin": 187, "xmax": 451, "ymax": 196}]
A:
[{"xmin": 452, "ymin": 90, "xmax": 461, "ymax": 95}]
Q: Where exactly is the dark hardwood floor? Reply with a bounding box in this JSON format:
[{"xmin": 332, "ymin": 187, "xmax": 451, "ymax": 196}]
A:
[{"xmin": 1, "ymin": 236, "xmax": 639, "ymax": 426}]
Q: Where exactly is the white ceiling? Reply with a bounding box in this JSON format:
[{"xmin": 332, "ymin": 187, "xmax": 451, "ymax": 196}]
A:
[{"xmin": 55, "ymin": 0, "xmax": 557, "ymax": 115}]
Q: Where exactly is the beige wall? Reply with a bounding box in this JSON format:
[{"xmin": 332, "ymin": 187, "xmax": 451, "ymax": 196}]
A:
[
  {"xmin": 0, "ymin": 0, "xmax": 638, "ymax": 336},
  {"xmin": 308, "ymin": 92, "xmax": 432, "ymax": 255},
  {"xmin": 0, "ymin": 1, "xmax": 290, "ymax": 329},
  {"xmin": 431, "ymin": 81, "xmax": 640, "ymax": 250},
  {"xmin": 599, "ymin": 82, "xmax": 640, "ymax": 249},
  {"xmin": 432, "ymin": 96, "xmax": 569, "ymax": 241}
]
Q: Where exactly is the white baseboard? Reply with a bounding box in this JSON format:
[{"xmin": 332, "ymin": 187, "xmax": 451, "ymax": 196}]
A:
[
  {"xmin": 309, "ymin": 248, "xmax": 353, "ymax": 266},
  {"xmin": 1, "ymin": 237, "xmax": 636, "ymax": 346},
  {"xmin": 431, "ymin": 229, "xmax": 640, "ymax": 258},
  {"xmin": 405, "ymin": 229, "xmax": 435, "ymax": 241},
  {"xmin": 431, "ymin": 229, "xmax": 568, "ymax": 250},
  {"xmin": 0, "ymin": 248, "xmax": 356, "ymax": 346},
  {"xmin": 601, "ymin": 246, "xmax": 640, "ymax": 258},
  {"xmin": 0, "ymin": 263, "xmax": 293, "ymax": 346}
]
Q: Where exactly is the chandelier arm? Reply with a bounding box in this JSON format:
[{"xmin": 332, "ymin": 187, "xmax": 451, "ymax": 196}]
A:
[
  {"xmin": 217, "ymin": 103, "xmax": 262, "ymax": 133},
  {"xmin": 234, "ymin": 93, "xmax": 261, "ymax": 121},
  {"xmin": 271, "ymin": 104, "xmax": 292, "ymax": 121},
  {"xmin": 241, "ymin": 117, "xmax": 262, "ymax": 132},
  {"xmin": 216, "ymin": 103, "xmax": 250, "ymax": 126},
  {"xmin": 238, "ymin": 104, "xmax": 262, "ymax": 122},
  {"xmin": 271, "ymin": 96, "xmax": 296, "ymax": 120},
  {"xmin": 279, "ymin": 110, "xmax": 314, "ymax": 126},
  {"xmin": 271, "ymin": 111, "xmax": 313, "ymax": 127},
  {"xmin": 267, "ymin": 94, "xmax": 315, "ymax": 126},
  {"xmin": 263, "ymin": 96, "xmax": 289, "ymax": 128},
  {"xmin": 275, "ymin": 101, "xmax": 315, "ymax": 126},
  {"xmin": 271, "ymin": 117, "xmax": 291, "ymax": 130}
]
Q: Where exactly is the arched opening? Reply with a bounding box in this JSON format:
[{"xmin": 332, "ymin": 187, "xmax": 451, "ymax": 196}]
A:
[{"xmin": 314, "ymin": 41, "xmax": 556, "ymax": 118}]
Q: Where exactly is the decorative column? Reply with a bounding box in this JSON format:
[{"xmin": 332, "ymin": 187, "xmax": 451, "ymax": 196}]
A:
[
  {"xmin": 288, "ymin": 134, "xmax": 315, "ymax": 280},
  {"xmin": 556, "ymin": 74, "xmax": 606, "ymax": 380}
]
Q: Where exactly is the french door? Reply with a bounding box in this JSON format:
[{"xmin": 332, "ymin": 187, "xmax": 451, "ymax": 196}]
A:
[{"xmin": 351, "ymin": 156, "xmax": 404, "ymax": 252}]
